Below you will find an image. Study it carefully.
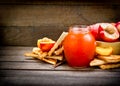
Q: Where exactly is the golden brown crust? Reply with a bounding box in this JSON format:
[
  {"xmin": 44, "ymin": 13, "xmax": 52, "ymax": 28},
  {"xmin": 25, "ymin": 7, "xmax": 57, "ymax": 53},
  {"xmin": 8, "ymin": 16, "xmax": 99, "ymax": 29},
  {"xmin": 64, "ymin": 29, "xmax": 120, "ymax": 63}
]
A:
[
  {"xmin": 99, "ymin": 63, "xmax": 120, "ymax": 69},
  {"xmin": 54, "ymin": 46, "xmax": 64, "ymax": 56},
  {"xmin": 95, "ymin": 46, "xmax": 113, "ymax": 56},
  {"xmin": 24, "ymin": 52, "xmax": 57, "ymax": 65},
  {"xmin": 24, "ymin": 52, "xmax": 38, "ymax": 58},
  {"xmin": 48, "ymin": 32, "xmax": 68, "ymax": 56},
  {"xmin": 45, "ymin": 55, "xmax": 63, "ymax": 61},
  {"xmin": 97, "ymin": 55, "xmax": 120, "ymax": 63},
  {"xmin": 42, "ymin": 58, "xmax": 57, "ymax": 65},
  {"xmin": 90, "ymin": 58, "xmax": 107, "ymax": 66}
]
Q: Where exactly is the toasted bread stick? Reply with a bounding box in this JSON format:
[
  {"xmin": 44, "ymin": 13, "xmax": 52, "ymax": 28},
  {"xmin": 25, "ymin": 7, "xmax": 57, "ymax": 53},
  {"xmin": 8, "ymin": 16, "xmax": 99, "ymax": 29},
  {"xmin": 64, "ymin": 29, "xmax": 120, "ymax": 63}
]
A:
[
  {"xmin": 54, "ymin": 46, "xmax": 64, "ymax": 55},
  {"xmin": 37, "ymin": 52, "xmax": 48, "ymax": 59},
  {"xmin": 48, "ymin": 32, "xmax": 68, "ymax": 56},
  {"xmin": 53, "ymin": 59, "xmax": 66, "ymax": 68},
  {"xmin": 24, "ymin": 52, "xmax": 56, "ymax": 65},
  {"xmin": 24, "ymin": 52, "xmax": 38, "ymax": 58},
  {"xmin": 42, "ymin": 58, "xmax": 57, "ymax": 65},
  {"xmin": 99, "ymin": 63, "xmax": 120, "ymax": 69},
  {"xmin": 98, "ymin": 55, "xmax": 120, "ymax": 63},
  {"xmin": 45, "ymin": 55, "xmax": 63, "ymax": 61},
  {"xmin": 32, "ymin": 47, "xmax": 42, "ymax": 55},
  {"xmin": 24, "ymin": 52, "xmax": 47, "ymax": 60},
  {"xmin": 90, "ymin": 58, "xmax": 107, "ymax": 66}
]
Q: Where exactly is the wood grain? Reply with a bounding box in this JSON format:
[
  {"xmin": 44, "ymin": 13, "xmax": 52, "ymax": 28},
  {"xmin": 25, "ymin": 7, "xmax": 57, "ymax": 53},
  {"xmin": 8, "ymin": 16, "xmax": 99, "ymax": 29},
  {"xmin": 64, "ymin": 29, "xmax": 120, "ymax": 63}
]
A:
[
  {"xmin": 0, "ymin": 26, "xmax": 67, "ymax": 46},
  {"xmin": 0, "ymin": 4, "xmax": 119, "ymax": 26},
  {"xmin": 0, "ymin": 1, "xmax": 120, "ymax": 46},
  {"xmin": 0, "ymin": 46, "xmax": 120, "ymax": 86},
  {"xmin": 0, "ymin": 70, "xmax": 120, "ymax": 86}
]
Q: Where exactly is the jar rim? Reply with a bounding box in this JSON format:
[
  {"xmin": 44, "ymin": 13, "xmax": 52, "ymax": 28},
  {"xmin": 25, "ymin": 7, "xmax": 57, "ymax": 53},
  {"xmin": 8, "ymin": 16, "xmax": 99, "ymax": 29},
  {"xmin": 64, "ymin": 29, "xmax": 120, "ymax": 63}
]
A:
[
  {"xmin": 69, "ymin": 25, "xmax": 89, "ymax": 34},
  {"xmin": 70, "ymin": 24, "xmax": 87, "ymax": 28}
]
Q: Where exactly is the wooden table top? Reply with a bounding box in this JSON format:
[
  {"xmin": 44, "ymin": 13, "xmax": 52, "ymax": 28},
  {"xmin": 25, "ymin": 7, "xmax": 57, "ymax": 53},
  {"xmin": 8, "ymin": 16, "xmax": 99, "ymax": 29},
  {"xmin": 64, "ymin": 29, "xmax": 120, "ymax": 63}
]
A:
[{"xmin": 0, "ymin": 46, "xmax": 120, "ymax": 86}]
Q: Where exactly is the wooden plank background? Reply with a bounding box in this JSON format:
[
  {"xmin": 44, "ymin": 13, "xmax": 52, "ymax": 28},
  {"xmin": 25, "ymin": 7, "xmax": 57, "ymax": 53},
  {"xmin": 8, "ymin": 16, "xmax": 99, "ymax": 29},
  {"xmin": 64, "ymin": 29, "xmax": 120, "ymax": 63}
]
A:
[{"xmin": 0, "ymin": 0, "xmax": 120, "ymax": 46}]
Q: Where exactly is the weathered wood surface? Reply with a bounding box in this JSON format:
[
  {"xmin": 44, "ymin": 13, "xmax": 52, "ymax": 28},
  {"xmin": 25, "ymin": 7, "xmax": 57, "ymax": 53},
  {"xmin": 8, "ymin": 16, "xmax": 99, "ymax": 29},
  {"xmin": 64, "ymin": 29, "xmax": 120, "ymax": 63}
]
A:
[
  {"xmin": 0, "ymin": 26, "xmax": 67, "ymax": 46},
  {"xmin": 0, "ymin": 46, "xmax": 120, "ymax": 86},
  {"xmin": 0, "ymin": 0, "xmax": 120, "ymax": 5},
  {"xmin": 0, "ymin": 4, "xmax": 119, "ymax": 26},
  {"xmin": 0, "ymin": 1, "xmax": 120, "ymax": 46}
]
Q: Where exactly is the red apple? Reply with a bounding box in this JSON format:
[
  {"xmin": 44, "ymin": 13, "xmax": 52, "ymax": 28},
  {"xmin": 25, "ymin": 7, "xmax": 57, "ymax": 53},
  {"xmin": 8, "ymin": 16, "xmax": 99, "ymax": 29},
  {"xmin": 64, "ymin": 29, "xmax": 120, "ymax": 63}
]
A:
[
  {"xmin": 40, "ymin": 42, "xmax": 55, "ymax": 52},
  {"xmin": 37, "ymin": 37, "xmax": 55, "ymax": 52},
  {"xmin": 89, "ymin": 23, "xmax": 101, "ymax": 40},
  {"xmin": 99, "ymin": 23, "xmax": 119, "ymax": 42},
  {"xmin": 115, "ymin": 22, "xmax": 120, "ymax": 33}
]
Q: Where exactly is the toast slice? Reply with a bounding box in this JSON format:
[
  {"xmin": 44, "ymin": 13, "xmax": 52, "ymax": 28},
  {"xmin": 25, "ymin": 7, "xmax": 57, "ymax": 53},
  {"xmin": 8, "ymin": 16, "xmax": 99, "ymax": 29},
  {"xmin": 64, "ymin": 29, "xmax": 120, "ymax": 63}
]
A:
[
  {"xmin": 97, "ymin": 55, "xmax": 120, "ymax": 63},
  {"xmin": 99, "ymin": 63, "xmax": 120, "ymax": 69},
  {"xmin": 24, "ymin": 52, "xmax": 57, "ymax": 65},
  {"xmin": 90, "ymin": 58, "xmax": 107, "ymax": 66},
  {"xmin": 95, "ymin": 46, "xmax": 113, "ymax": 56}
]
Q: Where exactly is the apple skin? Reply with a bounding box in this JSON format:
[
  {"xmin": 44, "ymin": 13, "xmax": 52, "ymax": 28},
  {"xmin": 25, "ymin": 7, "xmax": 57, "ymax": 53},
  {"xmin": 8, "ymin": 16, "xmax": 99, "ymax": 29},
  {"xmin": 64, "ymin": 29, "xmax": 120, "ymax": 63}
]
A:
[
  {"xmin": 37, "ymin": 37, "xmax": 55, "ymax": 52},
  {"xmin": 40, "ymin": 42, "xmax": 55, "ymax": 52},
  {"xmin": 89, "ymin": 24, "xmax": 101, "ymax": 40},
  {"xmin": 115, "ymin": 22, "xmax": 120, "ymax": 33},
  {"xmin": 99, "ymin": 23, "xmax": 119, "ymax": 42}
]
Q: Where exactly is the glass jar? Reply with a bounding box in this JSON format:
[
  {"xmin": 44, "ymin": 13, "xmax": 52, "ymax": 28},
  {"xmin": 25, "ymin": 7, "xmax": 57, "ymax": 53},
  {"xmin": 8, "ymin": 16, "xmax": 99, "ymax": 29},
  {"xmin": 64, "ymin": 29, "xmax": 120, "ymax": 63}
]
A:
[{"xmin": 63, "ymin": 25, "xmax": 96, "ymax": 67}]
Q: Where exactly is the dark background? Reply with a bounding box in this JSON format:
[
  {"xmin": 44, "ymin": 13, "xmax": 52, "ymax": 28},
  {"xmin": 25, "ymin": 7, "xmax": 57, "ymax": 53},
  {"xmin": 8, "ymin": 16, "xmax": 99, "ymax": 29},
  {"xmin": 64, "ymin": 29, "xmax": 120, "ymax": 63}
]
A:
[{"xmin": 0, "ymin": 0, "xmax": 120, "ymax": 46}]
